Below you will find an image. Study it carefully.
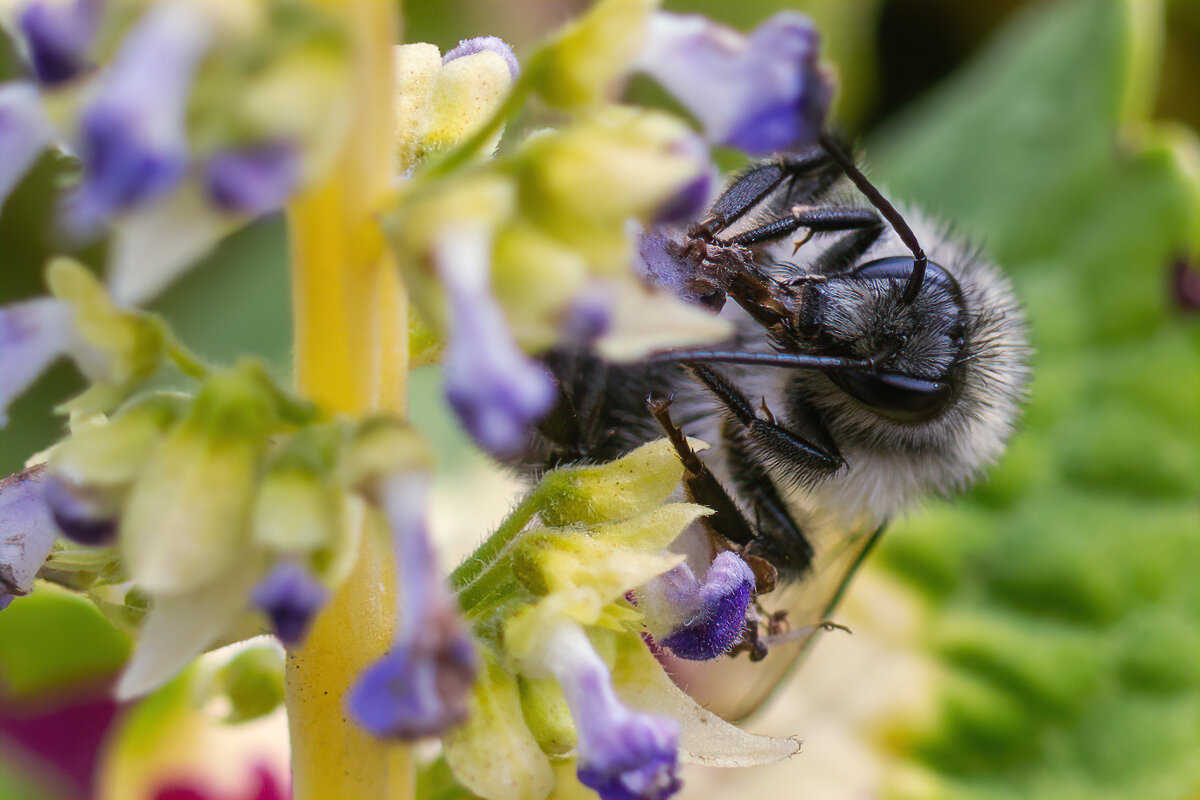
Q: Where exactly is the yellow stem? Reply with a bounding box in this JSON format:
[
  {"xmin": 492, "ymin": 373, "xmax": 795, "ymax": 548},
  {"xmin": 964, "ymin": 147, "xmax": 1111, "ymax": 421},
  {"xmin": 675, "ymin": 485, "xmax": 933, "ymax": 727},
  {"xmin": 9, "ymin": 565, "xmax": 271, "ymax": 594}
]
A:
[{"xmin": 285, "ymin": 2, "xmax": 410, "ymax": 799}]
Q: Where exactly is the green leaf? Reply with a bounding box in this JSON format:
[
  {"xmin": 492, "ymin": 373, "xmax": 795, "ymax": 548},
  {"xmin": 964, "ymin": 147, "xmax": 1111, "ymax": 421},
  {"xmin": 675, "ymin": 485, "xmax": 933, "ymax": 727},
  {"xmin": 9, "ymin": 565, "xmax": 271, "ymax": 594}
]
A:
[
  {"xmin": 0, "ymin": 583, "xmax": 131, "ymax": 697},
  {"xmin": 871, "ymin": 0, "xmax": 1200, "ymax": 798}
]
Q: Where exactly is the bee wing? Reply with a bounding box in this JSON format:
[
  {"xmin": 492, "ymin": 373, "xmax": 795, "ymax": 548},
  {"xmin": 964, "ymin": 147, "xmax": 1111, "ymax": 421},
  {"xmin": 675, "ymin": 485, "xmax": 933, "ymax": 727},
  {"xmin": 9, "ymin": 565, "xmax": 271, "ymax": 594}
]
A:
[{"xmin": 661, "ymin": 521, "xmax": 887, "ymax": 722}]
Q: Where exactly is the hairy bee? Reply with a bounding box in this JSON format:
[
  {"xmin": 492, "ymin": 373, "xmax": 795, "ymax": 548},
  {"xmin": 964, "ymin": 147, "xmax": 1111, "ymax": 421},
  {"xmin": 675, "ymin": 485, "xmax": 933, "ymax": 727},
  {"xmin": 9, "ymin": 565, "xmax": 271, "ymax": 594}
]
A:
[{"xmin": 517, "ymin": 134, "xmax": 1029, "ymax": 720}]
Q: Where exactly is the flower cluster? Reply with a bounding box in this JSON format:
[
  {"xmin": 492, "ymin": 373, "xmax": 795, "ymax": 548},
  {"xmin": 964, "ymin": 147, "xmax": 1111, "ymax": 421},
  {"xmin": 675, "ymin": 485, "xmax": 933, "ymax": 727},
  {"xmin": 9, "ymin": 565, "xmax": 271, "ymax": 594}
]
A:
[
  {"xmin": 0, "ymin": 0, "xmax": 353, "ymax": 306},
  {"xmin": 436, "ymin": 440, "xmax": 798, "ymax": 800},
  {"xmin": 0, "ymin": 2, "xmax": 834, "ymax": 799}
]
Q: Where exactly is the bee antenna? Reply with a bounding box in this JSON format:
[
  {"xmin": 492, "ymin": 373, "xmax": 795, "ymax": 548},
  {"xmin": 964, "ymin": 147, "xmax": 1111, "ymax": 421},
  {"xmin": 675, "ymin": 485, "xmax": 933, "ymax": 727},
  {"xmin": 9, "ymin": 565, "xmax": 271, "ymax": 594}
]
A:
[{"xmin": 818, "ymin": 132, "xmax": 927, "ymax": 305}]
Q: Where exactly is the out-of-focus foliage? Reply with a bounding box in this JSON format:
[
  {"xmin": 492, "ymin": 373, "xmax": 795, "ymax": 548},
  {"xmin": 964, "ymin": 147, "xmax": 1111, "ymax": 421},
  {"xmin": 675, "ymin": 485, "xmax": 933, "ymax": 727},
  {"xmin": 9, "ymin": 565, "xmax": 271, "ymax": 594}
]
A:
[{"xmin": 871, "ymin": 0, "xmax": 1199, "ymax": 797}]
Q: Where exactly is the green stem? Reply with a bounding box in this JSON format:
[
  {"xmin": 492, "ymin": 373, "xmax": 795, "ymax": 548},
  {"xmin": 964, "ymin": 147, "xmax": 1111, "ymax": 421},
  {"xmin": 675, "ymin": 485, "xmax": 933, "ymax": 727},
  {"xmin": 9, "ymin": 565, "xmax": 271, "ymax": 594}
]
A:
[{"xmin": 449, "ymin": 484, "xmax": 548, "ymax": 591}]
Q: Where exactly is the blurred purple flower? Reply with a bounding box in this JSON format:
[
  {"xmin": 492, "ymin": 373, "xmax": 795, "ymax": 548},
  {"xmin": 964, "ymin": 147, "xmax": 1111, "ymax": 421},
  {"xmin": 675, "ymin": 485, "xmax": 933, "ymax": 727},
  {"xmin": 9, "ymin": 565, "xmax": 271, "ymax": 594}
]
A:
[
  {"xmin": 18, "ymin": 0, "xmax": 103, "ymax": 85},
  {"xmin": 251, "ymin": 562, "xmax": 328, "ymax": 647},
  {"xmin": 638, "ymin": 11, "xmax": 831, "ymax": 156},
  {"xmin": 41, "ymin": 473, "xmax": 118, "ymax": 546},
  {"xmin": 0, "ymin": 80, "xmax": 53, "ymax": 210},
  {"xmin": 62, "ymin": 1, "xmax": 210, "ymax": 237},
  {"xmin": 443, "ymin": 35, "xmax": 519, "ymax": 78},
  {"xmin": 0, "ymin": 297, "xmax": 74, "ymax": 428},
  {"xmin": 348, "ymin": 471, "xmax": 477, "ymax": 738},
  {"xmin": 437, "ymin": 225, "xmax": 555, "ymax": 458},
  {"xmin": 653, "ymin": 132, "xmax": 714, "ymax": 225},
  {"xmin": 639, "ymin": 551, "xmax": 754, "ymax": 661},
  {"xmin": 0, "ymin": 467, "xmax": 59, "ymax": 608},
  {"xmin": 562, "ymin": 285, "xmax": 613, "ymax": 345},
  {"xmin": 545, "ymin": 622, "xmax": 681, "ymax": 800},
  {"xmin": 203, "ymin": 141, "xmax": 300, "ymax": 216}
]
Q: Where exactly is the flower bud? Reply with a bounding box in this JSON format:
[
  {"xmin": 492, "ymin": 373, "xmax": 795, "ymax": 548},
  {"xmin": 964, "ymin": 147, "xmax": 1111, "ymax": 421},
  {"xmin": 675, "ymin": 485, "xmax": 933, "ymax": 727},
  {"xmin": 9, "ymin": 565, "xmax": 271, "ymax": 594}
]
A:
[
  {"xmin": 530, "ymin": 0, "xmax": 656, "ymax": 109},
  {"xmin": 538, "ymin": 438, "xmax": 688, "ymax": 527},
  {"xmin": 212, "ymin": 642, "xmax": 286, "ymax": 723},
  {"xmin": 251, "ymin": 425, "xmax": 341, "ymax": 557},
  {"xmin": 251, "ymin": 561, "xmax": 328, "ymax": 647},
  {"xmin": 45, "ymin": 258, "xmax": 167, "ymax": 415},
  {"xmin": 512, "ymin": 504, "xmax": 705, "ymax": 599},
  {"xmin": 50, "ymin": 393, "xmax": 186, "ymax": 488},
  {"xmin": 518, "ymin": 675, "xmax": 576, "ymax": 755},
  {"xmin": 442, "ymin": 650, "xmax": 555, "ymax": 800},
  {"xmin": 121, "ymin": 363, "xmax": 277, "ymax": 596},
  {"xmin": 491, "ymin": 222, "xmax": 588, "ymax": 351}
]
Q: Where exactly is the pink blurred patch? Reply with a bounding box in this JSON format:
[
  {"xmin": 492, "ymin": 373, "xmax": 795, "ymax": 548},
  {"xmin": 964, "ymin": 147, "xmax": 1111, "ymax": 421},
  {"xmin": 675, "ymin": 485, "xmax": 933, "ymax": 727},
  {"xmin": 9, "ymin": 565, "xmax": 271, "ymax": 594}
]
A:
[{"xmin": 152, "ymin": 764, "xmax": 289, "ymax": 800}]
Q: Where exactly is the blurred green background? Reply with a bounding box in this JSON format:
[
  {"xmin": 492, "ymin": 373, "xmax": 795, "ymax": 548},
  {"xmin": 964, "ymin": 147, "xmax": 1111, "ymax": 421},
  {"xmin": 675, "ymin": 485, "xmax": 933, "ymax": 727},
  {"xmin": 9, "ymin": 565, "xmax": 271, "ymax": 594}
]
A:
[{"xmin": 1, "ymin": 1, "xmax": 1197, "ymax": 799}]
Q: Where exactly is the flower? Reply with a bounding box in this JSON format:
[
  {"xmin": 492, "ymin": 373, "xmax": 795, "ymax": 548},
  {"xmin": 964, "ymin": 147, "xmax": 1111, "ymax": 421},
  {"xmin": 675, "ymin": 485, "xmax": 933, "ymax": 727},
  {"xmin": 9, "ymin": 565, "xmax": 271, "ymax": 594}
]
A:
[
  {"xmin": 0, "ymin": 296, "xmax": 73, "ymax": 428},
  {"xmin": 536, "ymin": 620, "xmax": 681, "ymax": 800},
  {"xmin": 251, "ymin": 562, "xmax": 328, "ymax": 647},
  {"xmin": 0, "ymin": 467, "xmax": 59, "ymax": 610},
  {"xmin": 637, "ymin": 11, "xmax": 832, "ymax": 156},
  {"xmin": 652, "ymin": 132, "xmax": 714, "ymax": 225},
  {"xmin": 17, "ymin": 0, "xmax": 102, "ymax": 85},
  {"xmin": 437, "ymin": 223, "xmax": 556, "ymax": 458},
  {"xmin": 63, "ymin": 1, "xmax": 212, "ymax": 237},
  {"xmin": 0, "ymin": 80, "xmax": 53, "ymax": 211},
  {"xmin": 638, "ymin": 551, "xmax": 755, "ymax": 661},
  {"xmin": 202, "ymin": 142, "xmax": 300, "ymax": 216},
  {"xmin": 41, "ymin": 473, "xmax": 118, "ymax": 546},
  {"xmin": 443, "ymin": 36, "xmax": 519, "ymax": 79},
  {"xmin": 347, "ymin": 439, "xmax": 478, "ymax": 738}
]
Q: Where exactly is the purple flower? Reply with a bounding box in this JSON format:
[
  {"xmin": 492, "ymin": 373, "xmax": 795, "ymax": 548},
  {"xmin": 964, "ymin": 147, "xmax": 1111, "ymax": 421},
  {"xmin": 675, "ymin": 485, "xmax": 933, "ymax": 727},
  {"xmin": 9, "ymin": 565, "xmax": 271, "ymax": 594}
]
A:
[
  {"xmin": 638, "ymin": 552, "xmax": 754, "ymax": 661},
  {"xmin": 437, "ymin": 225, "xmax": 555, "ymax": 458},
  {"xmin": 0, "ymin": 297, "xmax": 74, "ymax": 428},
  {"xmin": 62, "ymin": 2, "xmax": 211, "ymax": 237},
  {"xmin": 0, "ymin": 81, "xmax": 53, "ymax": 210},
  {"xmin": 562, "ymin": 285, "xmax": 613, "ymax": 344},
  {"xmin": 251, "ymin": 562, "xmax": 328, "ymax": 647},
  {"xmin": 443, "ymin": 36, "xmax": 519, "ymax": 79},
  {"xmin": 638, "ymin": 12, "xmax": 832, "ymax": 156},
  {"xmin": 0, "ymin": 467, "xmax": 59, "ymax": 608},
  {"xmin": 203, "ymin": 141, "xmax": 300, "ymax": 216},
  {"xmin": 545, "ymin": 622, "xmax": 681, "ymax": 800},
  {"xmin": 41, "ymin": 473, "xmax": 117, "ymax": 546},
  {"xmin": 348, "ymin": 471, "xmax": 477, "ymax": 738},
  {"xmin": 18, "ymin": 0, "xmax": 103, "ymax": 85}
]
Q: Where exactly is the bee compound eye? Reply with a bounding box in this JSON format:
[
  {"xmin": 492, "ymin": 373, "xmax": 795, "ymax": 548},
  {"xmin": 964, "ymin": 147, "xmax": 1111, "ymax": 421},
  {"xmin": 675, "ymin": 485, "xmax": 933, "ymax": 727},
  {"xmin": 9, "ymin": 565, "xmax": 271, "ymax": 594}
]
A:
[{"xmin": 828, "ymin": 369, "xmax": 953, "ymax": 423}]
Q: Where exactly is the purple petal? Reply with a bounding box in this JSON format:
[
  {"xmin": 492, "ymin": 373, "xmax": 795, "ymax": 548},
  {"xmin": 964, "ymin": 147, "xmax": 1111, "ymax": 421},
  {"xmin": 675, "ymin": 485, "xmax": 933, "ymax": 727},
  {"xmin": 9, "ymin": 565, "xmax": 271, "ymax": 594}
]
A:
[
  {"xmin": 18, "ymin": 0, "xmax": 103, "ymax": 85},
  {"xmin": 251, "ymin": 562, "xmax": 328, "ymax": 647},
  {"xmin": 562, "ymin": 285, "xmax": 613, "ymax": 344},
  {"xmin": 41, "ymin": 473, "xmax": 117, "ymax": 546},
  {"xmin": 0, "ymin": 81, "xmax": 53, "ymax": 210},
  {"xmin": 443, "ymin": 36, "xmax": 519, "ymax": 79},
  {"xmin": 0, "ymin": 297, "xmax": 74, "ymax": 428},
  {"xmin": 347, "ymin": 632, "xmax": 477, "ymax": 739},
  {"xmin": 638, "ymin": 12, "xmax": 832, "ymax": 156},
  {"xmin": 436, "ymin": 226, "xmax": 555, "ymax": 458},
  {"xmin": 546, "ymin": 622, "xmax": 681, "ymax": 800},
  {"xmin": 0, "ymin": 467, "xmax": 59, "ymax": 603},
  {"xmin": 348, "ymin": 471, "xmax": 477, "ymax": 738},
  {"xmin": 635, "ymin": 228, "xmax": 724, "ymax": 309},
  {"xmin": 644, "ymin": 552, "xmax": 755, "ymax": 661},
  {"xmin": 653, "ymin": 133, "xmax": 714, "ymax": 225},
  {"xmin": 62, "ymin": 2, "xmax": 210, "ymax": 237},
  {"xmin": 203, "ymin": 141, "xmax": 300, "ymax": 216}
]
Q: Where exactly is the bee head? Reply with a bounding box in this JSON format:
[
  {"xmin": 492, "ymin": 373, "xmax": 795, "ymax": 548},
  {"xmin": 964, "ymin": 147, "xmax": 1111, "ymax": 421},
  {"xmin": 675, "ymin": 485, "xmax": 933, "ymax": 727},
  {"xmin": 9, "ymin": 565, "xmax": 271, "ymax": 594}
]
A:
[{"xmin": 799, "ymin": 257, "xmax": 966, "ymax": 423}]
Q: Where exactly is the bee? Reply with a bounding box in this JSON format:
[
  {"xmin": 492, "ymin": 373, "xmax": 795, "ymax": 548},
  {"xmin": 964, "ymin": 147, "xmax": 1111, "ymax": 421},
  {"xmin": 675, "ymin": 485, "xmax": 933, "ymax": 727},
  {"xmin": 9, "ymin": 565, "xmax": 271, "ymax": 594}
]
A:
[{"xmin": 517, "ymin": 133, "xmax": 1029, "ymax": 720}]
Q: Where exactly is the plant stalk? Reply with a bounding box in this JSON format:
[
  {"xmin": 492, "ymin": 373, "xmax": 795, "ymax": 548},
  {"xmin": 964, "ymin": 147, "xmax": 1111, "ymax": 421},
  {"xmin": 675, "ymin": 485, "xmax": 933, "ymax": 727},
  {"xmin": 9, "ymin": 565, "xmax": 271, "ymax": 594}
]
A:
[{"xmin": 284, "ymin": 2, "xmax": 410, "ymax": 799}]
